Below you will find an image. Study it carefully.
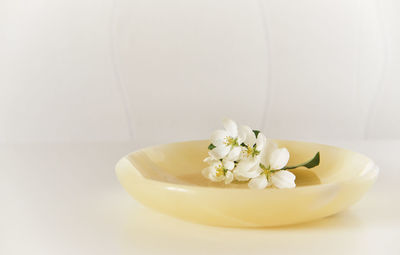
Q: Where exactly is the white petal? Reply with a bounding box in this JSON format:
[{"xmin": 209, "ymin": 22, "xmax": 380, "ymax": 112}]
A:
[
  {"xmin": 208, "ymin": 150, "xmax": 218, "ymax": 161},
  {"xmin": 226, "ymin": 146, "xmax": 241, "ymax": 161},
  {"xmin": 233, "ymin": 159, "xmax": 261, "ymax": 180},
  {"xmin": 209, "ymin": 170, "xmax": 225, "ymax": 182},
  {"xmin": 207, "ymin": 162, "xmax": 226, "ymax": 182},
  {"xmin": 255, "ymin": 133, "xmax": 267, "ymax": 151},
  {"xmin": 234, "ymin": 173, "xmax": 250, "ymax": 181},
  {"xmin": 237, "ymin": 126, "xmax": 246, "ymax": 144},
  {"xmin": 269, "ymin": 148, "xmax": 290, "ymax": 170},
  {"xmin": 260, "ymin": 140, "xmax": 278, "ymax": 165},
  {"xmin": 223, "ymin": 118, "xmax": 238, "ymax": 138},
  {"xmin": 210, "ymin": 129, "xmax": 229, "ymax": 145},
  {"xmin": 203, "ymin": 156, "xmax": 217, "ymax": 164},
  {"xmin": 234, "ymin": 159, "xmax": 258, "ymax": 174},
  {"xmin": 207, "ymin": 151, "xmax": 219, "ymax": 160},
  {"xmin": 209, "ymin": 144, "xmax": 230, "ymax": 159},
  {"xmin": 248, "ymin": 174, "xmax": 269, "ymax": 189},
  {"xmin": 247, "ymin": 163, "xmax": 263, "ymax": 178},
  {"xmin": 201, "ymin": 167, "xmax": 211, "ymax": 179},
  {"xmin": 271, "ymin": 170, "xmax": 296, "ymax": 189},
  {"xmin": 224, "ymin": 171, "xmax": 234, "ymax": 184},
  {"xmin": 240, "ymin": 125, "xmax": 256, "ymax": 147},
  {"xmin": 223, "ymin": 159, "xmax": 235, "ymax": 170},
  {"xmin": 210, "ymin": 175, "xmax": 225, "ymax": 182},
  {"xmin": 237, "ymin": 169, "xmax": 262, "ymax": 180}
]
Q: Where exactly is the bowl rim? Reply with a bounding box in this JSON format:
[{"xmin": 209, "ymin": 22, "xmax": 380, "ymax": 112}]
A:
[{"xmin": 116, "ymin": 139, "xmax": 379, "ymax": 193}]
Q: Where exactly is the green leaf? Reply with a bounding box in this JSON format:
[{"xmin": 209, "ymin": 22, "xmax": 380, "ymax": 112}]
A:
[
  {"xmin": 253, "ymin": 130, "xmax": 260, "ymax": 138},
  {"xmin": 208, "ymin": 143, "xmax": 216, "ymax": 150},
  {"xmin": 283, "ymin": 152, "xmax": 320, "ymax": 170}
]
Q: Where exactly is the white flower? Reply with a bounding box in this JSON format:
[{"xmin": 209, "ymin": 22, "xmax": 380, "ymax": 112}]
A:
[
  {"xmin": 201, "ymin": 118, "xmax": 316, "ymax": 189},
  {"xmin": 202, "ymin": 158, "xmax": 235, "ymax": 184},
  {"xmin": 239, "ymin": 125, "xmax": 267, "ymax": 160},
  {"xmin": 270, "ymin": 170, "xmax": 296, "ymax": 189},
  {"xmin": 247, "ymin": 146, "xmax": 296, "ymax": 189},
  {"xmin": 259, "ymin": 139, "xmax": 278, "ymax": 166},
  {"xmin": 268, "ymin": 148, "xmax": 290, "ymax": 170},
  {"xmin": 209, "ymin": 118, "xmax": 245, "ymax": 160},
  {"xmin": 248, "ymin": 170, "xmax": 296, "ymax": 189},
  {"xmin": 233, "ymin": 159, "xmax": 262, "ymax": 181},
  {"xmin": 248, "ymin": 174, "xmax": 269, "ymax": 189},
  {"xmin": 233, "ymin": 139, "xmax": 275, "ymax": 181}
]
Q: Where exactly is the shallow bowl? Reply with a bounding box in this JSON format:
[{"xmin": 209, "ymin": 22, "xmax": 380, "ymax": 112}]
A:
[{"xmin": 115, "ymin": 140, "xmax": 378, "ymax": 227}]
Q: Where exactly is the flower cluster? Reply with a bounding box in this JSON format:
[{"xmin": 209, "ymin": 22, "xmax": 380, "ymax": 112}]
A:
[{"xmin": 202, "ymin": 118, "xmax": 320, "ymax": 189}]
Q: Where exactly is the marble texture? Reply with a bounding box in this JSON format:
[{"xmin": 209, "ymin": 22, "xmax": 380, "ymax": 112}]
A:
[
  {"xmin": 115, "ymin": 140, "xmax": 378, "ymax": 227},
  {"xmin": 1, "ymin": 140, "xmax": 399, "ymax": 254}
]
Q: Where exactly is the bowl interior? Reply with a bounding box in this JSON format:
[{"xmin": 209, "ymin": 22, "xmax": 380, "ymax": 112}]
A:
[{"xmin": 126, "ymin": 140, "xmax": 375, "ymax": 188}]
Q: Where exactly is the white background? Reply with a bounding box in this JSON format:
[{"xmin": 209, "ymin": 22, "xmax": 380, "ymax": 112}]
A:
[
  {"xmin": 1, "ymin": 0, "xmax": 400, "ymax": 145},
  {"xmin": 2, "ymin": 1, "xmax": 400, "ymax": 254}
]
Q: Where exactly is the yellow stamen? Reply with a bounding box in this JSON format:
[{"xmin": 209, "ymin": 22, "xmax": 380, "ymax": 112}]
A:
[
  {"xmin": 246, "ymin": 146, "xmax": 260, "ymax": 157},
  {"xmin": 247, "ymin": 147, "xmax": 254, "ymax": 157},
  {"xmin": 224, "ymin": 136, "xmax": 237, "ymax": 146},
  {"xmin": 215, "ymin": 165, "xmax": 225, "ymax": 177}
]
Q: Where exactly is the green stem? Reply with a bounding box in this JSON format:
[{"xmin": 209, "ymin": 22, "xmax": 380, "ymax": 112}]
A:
[{"xmin": 283, "ymin": 152, "xmax": 320, "ymax": 170}]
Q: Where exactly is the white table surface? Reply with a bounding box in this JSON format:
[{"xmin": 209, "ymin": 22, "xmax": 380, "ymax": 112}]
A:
[{"xmin": 1, "ymin": 140, "xmax": 399, "ymax": 255}]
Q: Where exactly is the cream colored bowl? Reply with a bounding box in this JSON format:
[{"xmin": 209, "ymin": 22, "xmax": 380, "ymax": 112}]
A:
[{"xmin": 115, "ymin": 140, "xmax": 378, "ymax": 227}]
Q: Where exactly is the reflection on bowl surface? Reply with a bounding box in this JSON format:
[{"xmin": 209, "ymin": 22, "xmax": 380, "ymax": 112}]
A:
[{"xmin": 116, "ymin": 140, "xmax": 378, "ymax": 227}]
